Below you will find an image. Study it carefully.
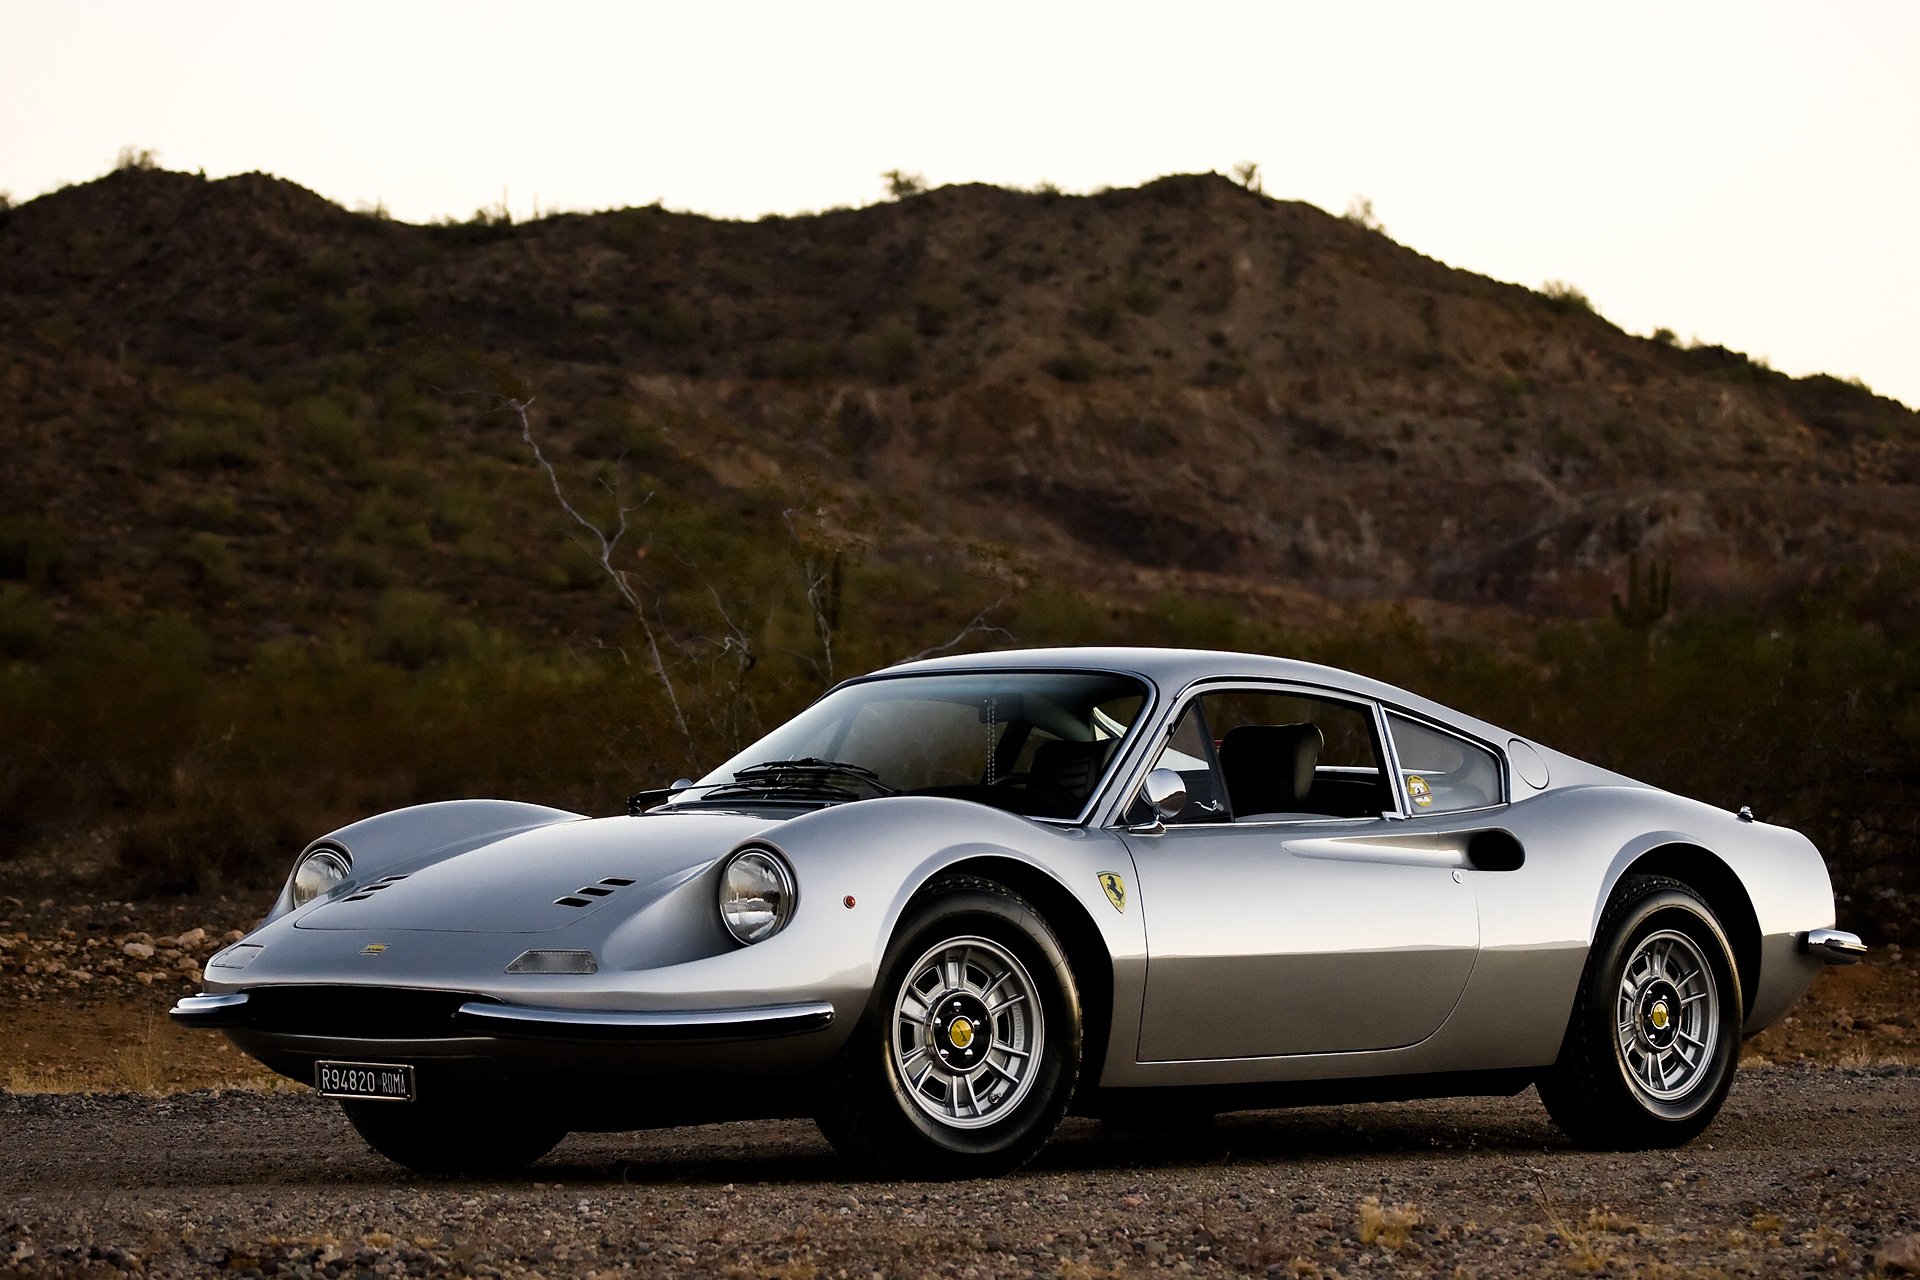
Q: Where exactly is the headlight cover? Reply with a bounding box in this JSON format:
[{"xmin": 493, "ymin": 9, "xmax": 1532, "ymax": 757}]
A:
[
  {"xmin": 291, "ymin": 848, "xmax": 351, "ymax": 908},
  {"xmin": 718, "ymin": 848, "xmax": 795, "ymax": 944}
]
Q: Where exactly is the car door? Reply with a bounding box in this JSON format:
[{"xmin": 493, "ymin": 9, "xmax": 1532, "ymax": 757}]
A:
[{"xmin": 1121, "ymin": 686, "xmax": 1482, "ymax": 1061}]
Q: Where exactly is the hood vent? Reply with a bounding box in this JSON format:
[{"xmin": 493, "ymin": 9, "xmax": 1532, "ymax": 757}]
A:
[
  {"xmin": 343, "ymin": 873, "xmax": 411, "ymax": 903},
  {"xmin": 555, "ymin": 876, "xmax": 640, "ymax": 908}
]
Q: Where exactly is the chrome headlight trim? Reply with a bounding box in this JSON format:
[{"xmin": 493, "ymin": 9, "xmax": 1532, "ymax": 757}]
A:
[
  {"xmin": 718, "ymin": 847, "xmax": 796, "ymax": 945},
  {"xmin": 290, "ymin": 847, "xmax": 351, "ymax": 908}
]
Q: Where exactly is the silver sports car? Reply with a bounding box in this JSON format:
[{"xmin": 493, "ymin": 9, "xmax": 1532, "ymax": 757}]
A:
[{"xmin": 174, "ymin": 647, "xmax": 1864, "ymax": 1176}]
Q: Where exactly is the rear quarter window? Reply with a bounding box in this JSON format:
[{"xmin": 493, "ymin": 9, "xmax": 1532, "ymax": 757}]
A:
[{"xmin": 1386, "ymin": 713, "xmax": 1504, "ymax": 814}]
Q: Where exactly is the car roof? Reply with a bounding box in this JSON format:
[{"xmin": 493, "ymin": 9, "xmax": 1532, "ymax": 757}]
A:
[{"xmin": 881, "ymin": 646, "xmax": 1516, "ymax": 745}]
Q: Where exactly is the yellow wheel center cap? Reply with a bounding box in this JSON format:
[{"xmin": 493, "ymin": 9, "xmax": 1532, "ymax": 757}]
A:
[
  {"xmin": 948, "ymin": 1017, "xmax": 975, "ymax": 1049},
  {"xmin": 1650, "ymin": 1002, "xmax": 1670, "ymax": 1030}
]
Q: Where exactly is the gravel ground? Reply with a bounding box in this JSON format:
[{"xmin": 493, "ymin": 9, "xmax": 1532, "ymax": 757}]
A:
[{"xmin": 3, "ymin": 1065, "xmax": 1917, "ymax": 1278}]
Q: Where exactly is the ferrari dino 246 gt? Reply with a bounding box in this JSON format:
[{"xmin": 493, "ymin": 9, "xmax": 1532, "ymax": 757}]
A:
[{"xmin": 174, "ymin": 647, "xmax": 1863, "ymax": 1176}]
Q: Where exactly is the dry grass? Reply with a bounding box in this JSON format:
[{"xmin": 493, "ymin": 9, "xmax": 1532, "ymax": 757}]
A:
[
  {"xmin": 1355, "ymin": 1196, "xmax": 1422, "ymax": 1254},
  {"xmin": 111, "ymin": 1011, "xmax": 165, "ymax": 1094}
]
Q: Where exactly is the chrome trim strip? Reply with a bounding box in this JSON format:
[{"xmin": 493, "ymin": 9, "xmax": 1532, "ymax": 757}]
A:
[
  {"xmin": 169, "ymin": 992, "xmax": 252, "ymax": 1026},
  {"xmin": 453, "ymin": 999, "xmax": 835, "ymax": 1041},
  {"xmin": 1802, "ymin": 928, "xmax": 1867, "ymax": 965}
]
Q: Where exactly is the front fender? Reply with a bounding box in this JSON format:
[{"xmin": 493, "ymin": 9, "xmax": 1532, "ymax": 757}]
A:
[{"xmin": 267, "ymin": 799, "xmax": 584, "ymax": 921}]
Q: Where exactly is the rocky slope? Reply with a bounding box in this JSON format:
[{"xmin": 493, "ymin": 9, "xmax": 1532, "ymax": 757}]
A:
[{"xmin": 2, "ymin": 165, "xmax": 1915, "ymax": 643}]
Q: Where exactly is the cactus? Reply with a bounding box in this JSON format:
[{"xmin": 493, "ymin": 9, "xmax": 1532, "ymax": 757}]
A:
[{"xmin": 1611, "ymin": 552, "xmax": 1672, "ymax": 632}]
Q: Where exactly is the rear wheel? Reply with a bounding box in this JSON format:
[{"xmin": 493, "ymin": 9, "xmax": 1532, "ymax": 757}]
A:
[
  {"xmin": 1538, "ymin": 875, "xmax": 1742, "ymax": 1149},
  {"xmin": 815, "ymin": 877, "xmax": 1082, "ymax": 1177},
  {"xmin": 341, "ymin": 1096, "xmax": 564, "ymax": 1176}
]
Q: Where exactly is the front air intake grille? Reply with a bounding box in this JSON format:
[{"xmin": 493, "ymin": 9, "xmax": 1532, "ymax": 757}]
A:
[{"xmin": 241, "ymin": 986, "xmax": 494, "ymax": 1039}]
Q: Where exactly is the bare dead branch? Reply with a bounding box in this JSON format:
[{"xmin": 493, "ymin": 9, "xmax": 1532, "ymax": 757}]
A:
[
  {"xmin": 783, "ymin": 508, "xmax": 843, "ymax": 679},
  {"xmin": 501, "ymin": 395, "xmax": 690, "ymax": 745},
  {"xmin": 898, "ymin": 602, "xmax": 1013, "ymax": 665}
]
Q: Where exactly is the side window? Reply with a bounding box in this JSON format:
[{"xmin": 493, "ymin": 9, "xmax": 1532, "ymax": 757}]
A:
[
  {"xmin": 1386, "ymin": 713, "xmax": 1504, "ymax": 813},
  {"xmin": 1203, "ymin": 690, "xmax": 1391, "ymax": 820}
]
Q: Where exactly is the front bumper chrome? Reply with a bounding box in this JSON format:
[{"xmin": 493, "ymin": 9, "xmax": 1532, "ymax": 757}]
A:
[
  {"xmin": 452, "ymin": 1000, "xmax": 834, "ymax": 1042},
  {"xmin": 169, "ymin": 990, "xmax": 835, "ymax": 1042},
  {"xmin": 1801, "ymin": 928, "xmax": 1868, "ymax": 965},
  {"xmin": 170, "ymin": 992, "xmax": 254, "ymax": 1026}
]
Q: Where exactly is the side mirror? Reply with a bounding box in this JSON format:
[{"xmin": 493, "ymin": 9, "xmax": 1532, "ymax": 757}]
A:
[{"xmin": 1141, "ymin": 768, "xmax": 1188, "ymax": 822}]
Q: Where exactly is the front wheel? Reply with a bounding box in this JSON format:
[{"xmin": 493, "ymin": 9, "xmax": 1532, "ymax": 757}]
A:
[
  {"xmin": 815, "ymin": 877, "xmax": 1082, "ymax": 1177},
  {"xmin": 1538, "ymin": 875, "xmax": 1742, "ymax": 1149}
]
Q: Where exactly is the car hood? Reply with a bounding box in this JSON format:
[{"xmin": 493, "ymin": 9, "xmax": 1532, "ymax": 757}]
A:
[{"xmin": 294, "ymin": 810, "xmax": 780, "ymax": 934}]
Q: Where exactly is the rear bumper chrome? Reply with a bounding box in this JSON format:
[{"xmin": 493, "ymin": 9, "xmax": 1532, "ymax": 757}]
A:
[{"xmin": 1801, "ymin": 928, "xmax": 1868, "ymax": 965}]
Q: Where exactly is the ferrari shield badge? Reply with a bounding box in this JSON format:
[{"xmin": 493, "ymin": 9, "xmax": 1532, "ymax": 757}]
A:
[{"xmin": 1097, "ymin": 871, "xmax": 1127, "ymax": 913}]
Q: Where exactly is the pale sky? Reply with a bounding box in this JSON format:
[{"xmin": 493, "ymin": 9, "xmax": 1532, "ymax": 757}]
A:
[{"xmin": 4, "ymin": 1, "xmax": 1916, "ymax": 408}]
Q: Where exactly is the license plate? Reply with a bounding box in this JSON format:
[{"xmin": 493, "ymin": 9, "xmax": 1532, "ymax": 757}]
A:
[{"xmin": 315, "ymin": 1060, "xmax": 415, "ymax": 1102}]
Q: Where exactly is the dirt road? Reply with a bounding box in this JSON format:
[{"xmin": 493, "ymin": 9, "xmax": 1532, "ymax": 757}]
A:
[{"xmin": 3, "ymin": 1064, "xmax": 1916, "ymax": 1277}]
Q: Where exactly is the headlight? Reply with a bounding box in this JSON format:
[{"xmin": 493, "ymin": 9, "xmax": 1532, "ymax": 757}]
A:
[
  {"xmin": 291, "ymin": 848, "xmax": 351, "ymax": 907},
  {"xmin": 718, "ymin": 848, "xmax": 795, "ymax": 944}
]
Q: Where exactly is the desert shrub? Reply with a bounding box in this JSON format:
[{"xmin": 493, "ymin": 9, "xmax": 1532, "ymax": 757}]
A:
[
  {"xmin": 1123, "ymin": 276, "xmax": 1163, "ymax": 316},
  {"xmin": 179, "ymin": 532, "xmax": 241, "ymax": 596},
  {"xmin": 324, "ymin": 294, "xmax": 375, "ymax": 349},
  {"xmin": 377, "ymin": 387, "xmax": 447, "ymax": 440},
  {"xmin": 0, "ymin": 585, "xmax": 55, "ymax": 659},
  {"xmin": 603, "ymin": 207, "xmax": 662, "ymax": 252},
  {"xmin": 314, "ymin": 351, "xmax": 372, "ymax": 388},
  {"xmin": 346, "ymin": 489, "xmax": 433, "ymax": 551},
  {"xmin": 1077, "ymin": 289, "xmax": 1124, "ymax": 339},
  {"xmin": 881, "ymin": 169, "xmax": 926, "ymax": 199},
  {"xmin": 117, "ymin": 794, "xmax": 309, "ymax": 896},
  {"xmin": 292, "ymin": 394, "xmax": 369, "ymax": 465},
  {"xmin": 252, "ymin": 275, "xmax": 300, "ymax": 313},
  {"xmin": 299, "ymin": 247, "xmax": 353, "ymax": 290},
  {"xmin": 0, "ymin": 517, "xmax": 75, "ymax": 586},
  {"xmin": 774, "ymin": 340, "xmax": 833, "ymax": 381},
  {"xmin": 427, "ymin": 485, "xmax": 494, "ymax": 542},
  {"xmin": 165, "ymin": 420, "xmax": 262, "ymax": 470},
  {"xmin": 912, "ymin": 284, "xmax": 964, "ymax": 336},
  {"xmin": 324, "ymin": 541, "xmax": 397, "ymax": 589},
  {"xmin": 1343, "ymin": 195, "xmax": 1385, "ymax": 233},
  {"xmin": 1541, "ymin": 279, "xmax": 1596, "ymax": 315},
  {"xmin": 636, "ymin": 299, "xmax": 700, "ymax": 344},
  {"xmin": 366, "ymin": 588, "xmax": 479, "ymax": 668},
  {"xmin": 369, "ymin": 286, "xmax": 420, "ymax": 327},
  {"xmin": 1041, "ymin": 349, "xmax": 1100, "ymax": 383},
  {"xmin": 858, "ymin": 323, "xmax": 917, "ymax": 381},
  {"xmin": 575, "ymin": 403, "xmax": 673, "ymax": 467},
  {"xmin": 164, "ymin": 382, "xmax": 274, "ymax": 472}
]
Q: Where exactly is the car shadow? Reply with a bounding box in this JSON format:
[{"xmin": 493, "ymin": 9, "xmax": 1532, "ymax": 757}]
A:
[{"xmin": 516, "ymin": 1099, "xmax": 1567, "ymax": 1188}]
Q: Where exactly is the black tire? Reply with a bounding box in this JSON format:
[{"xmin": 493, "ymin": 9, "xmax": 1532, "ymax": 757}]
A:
[
  {"xmin": 1538, "ymin": 874, "xmax": 1743, "ymax": 1149},
  {"xmin": 815, "ymin": 876, "xmax": 1082, "ymax": 1178},
  {"xmin": 341, "ymin": 1096, "xmax": 564, "ymax": 1176}
]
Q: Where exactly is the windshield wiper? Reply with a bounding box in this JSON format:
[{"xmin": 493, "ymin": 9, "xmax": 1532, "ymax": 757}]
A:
[
  {"xmin": 628, "ymin": 758, "xmax": 898, "ymax": 812},
  {"xmin": 723, "ymin": 758, "xmax": 899, "ymax": 795}
]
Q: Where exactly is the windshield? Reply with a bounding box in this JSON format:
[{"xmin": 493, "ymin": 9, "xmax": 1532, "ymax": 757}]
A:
[{"xmin": 677, "ymin": 670, "xmax": 1151, "ymax": 819}]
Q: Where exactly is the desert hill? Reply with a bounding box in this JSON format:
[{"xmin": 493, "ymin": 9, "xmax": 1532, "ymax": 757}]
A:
[
  {"xmin": 2, "ymin": 165, "xmax": 1915, "ymax": 637},
  {"xmin": 1, "ymin": 165, "xmax": 1916, "ymax": 912}
]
